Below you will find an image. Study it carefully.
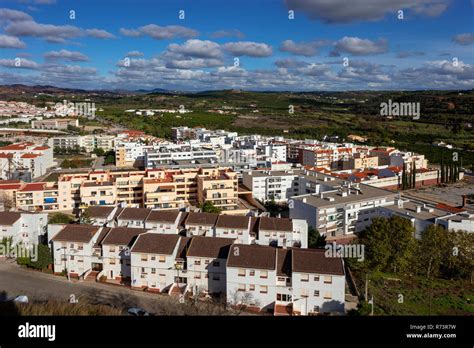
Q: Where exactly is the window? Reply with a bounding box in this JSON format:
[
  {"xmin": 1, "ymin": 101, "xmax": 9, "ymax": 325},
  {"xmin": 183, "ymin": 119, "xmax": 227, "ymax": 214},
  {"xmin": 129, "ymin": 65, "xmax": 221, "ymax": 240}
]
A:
[
  {"xmin": 213, "ymin": 274, "xmax": 220, "ymax": 281},
  {"xmin": 314, "ymin": 290, "xmax": 320, "ymax": 297},
  {"xmin": 109, "ymin": 259, "xmax": 115, "ymax": 265},
  {"xmin": 141, "ymin": 267, "xmax": 146, "ymax": 273},
  {"xmin": 260, "ymin": 271, "xmax": 268, "ymax": 279},
  {"xmin": 70, "ymin": 256, "xmax": 74, "ymax": 260},
  {"xmin": 277, "ymin": 277, "xmax": 286, "ymax": 282},
  {"xmin": 109, "ymin": 246, "xmax": 115, "ymax": 253},
  {"xmin": 77, "ymin": 244, "xmax": 83, "ymax": 251},
  {"xmin": 314, "ymin": 275, "xmax": 320, "ymax": 281},
  {"xmin": 260, "ymin": 285, "xmax": 268, "ymax": 294},
  {"xmin": 194, "ymin": 260, "xmax": 201, "ymax": 265},
  {"xmin": 249, "ymin": 270, "xmax": 255, "ymax": 276},
  {"xmin": 69, "ymin": 243, "xmax": 74, "ymax": 249},
  {"xmin": 151, "ymin": 256, "xmax": 156, "ymax": 261},
  {"xmin": 277, "ymin": 294, "xmax": 292, "ymax": 302},
  {"xmin": 213, "ymin": 261, "xmax": 220, "ymax": 267},
  {"xmin": 205, "ymin": 260, "xmax": 210, "ymax": 265},
  {"xmin": 141, "ymin": 255, "xmax": 147, "ymax": 261},
  {"xmin": 249, "ymin": 284, "xmax": 255, "ymax": 291},
  {"xmin": 194, "ymin": 273, "xmax": 201, "ymax": 279},
  {"xmin": 313, "ymin": 306, "xmax": 320, "ymax": 313},
  {"xmin": 324, "ymin": 292, "xmax": 332, "ymax": 300},
  {"xmin": 159, "ymin": 255, "xmax": 166, "ymax": 263},
  {"xmin": 324, "ymin": 276, "xmax": 332, "ymax": 284},
  {"xmin": 301, "ymin": 274, "xmax": 309, "ymax": 282},
  {"xmin": 238, "ymin": 284, "xmax": 246, "ymax": 292},
  {"xmin": 151, "ymin": 268, "xmax": 156, "ymax": 274},
  {"xmin": 238, "ymin": 269, "xmax": 245, "ymax": 277}
]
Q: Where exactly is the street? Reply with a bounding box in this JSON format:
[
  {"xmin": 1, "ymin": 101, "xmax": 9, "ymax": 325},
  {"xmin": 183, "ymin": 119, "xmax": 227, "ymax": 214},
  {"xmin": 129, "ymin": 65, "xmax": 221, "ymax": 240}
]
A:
[{"xmin": 0, "ymin": 260, "xmax": 179, "ymax": 315}]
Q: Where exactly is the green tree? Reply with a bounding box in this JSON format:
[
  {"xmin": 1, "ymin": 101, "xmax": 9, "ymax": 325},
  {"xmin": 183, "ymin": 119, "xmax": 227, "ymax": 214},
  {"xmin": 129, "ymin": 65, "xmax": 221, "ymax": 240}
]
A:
[
  {"xmin": 28, "ymin": 244, "xmax": 53, "ymax": 270},
  {"xmin": 308, "ymin": 226, "xmax": 326, "ymax": 248},
  {"xmin": 358, "ymin": 217, "xmax": 392, "ymax": 271},
  {"xmin": 200, "ymin": 201, "xmax": 222, "ymax": 214},
  {"xmin": 48, "ymin": 213, "xmax": 74, "ymax": 224},
  {"xmin": 386, "ymin": 216, "xmax": 416, "ymax": 274},
  {"xmin": 416, "ymin": 225, "xmax": 449, "ymax": 279}
]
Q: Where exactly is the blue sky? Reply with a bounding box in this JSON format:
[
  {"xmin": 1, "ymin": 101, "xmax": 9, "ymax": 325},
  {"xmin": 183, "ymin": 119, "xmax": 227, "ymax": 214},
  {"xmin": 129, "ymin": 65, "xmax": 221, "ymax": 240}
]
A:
[{"xmin": 0, "ymin": 0, "xmax": 473, "ymax": 91}]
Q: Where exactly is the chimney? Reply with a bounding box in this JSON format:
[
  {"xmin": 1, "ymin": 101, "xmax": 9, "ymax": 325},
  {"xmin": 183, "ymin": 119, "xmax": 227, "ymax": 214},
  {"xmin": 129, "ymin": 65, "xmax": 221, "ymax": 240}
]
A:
[{"xmin": 415, "ymin": 205, "xmax": 421, "ymax": 213}]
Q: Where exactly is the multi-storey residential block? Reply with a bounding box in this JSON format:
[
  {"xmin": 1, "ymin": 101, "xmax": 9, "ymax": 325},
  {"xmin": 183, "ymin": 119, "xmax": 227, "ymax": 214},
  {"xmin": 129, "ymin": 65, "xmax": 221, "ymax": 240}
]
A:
[
  {"xmin": 197, "ymin": 169, "xmax": 238, "ymax": 211},
  {"xmin": 290, "ymin": 176, "xmax": 397, "ymax": 239},
  {"xmin": 0, "ymin": 142, "xmax": 53, "ymax": 180},
  {"xmin": 226, "ymin": 245, "xmax": 345, "ymax": 315},
  {"xmin": 242, "ymin": 169, "xmax": 301, "ymax": 202},
  {"xmin": 15, "ymin": 182, "xmax": 60, "ymax": 212},
  {"xmin": 80, "ymin": 181, "xmax": 116, "ymax": 207}
]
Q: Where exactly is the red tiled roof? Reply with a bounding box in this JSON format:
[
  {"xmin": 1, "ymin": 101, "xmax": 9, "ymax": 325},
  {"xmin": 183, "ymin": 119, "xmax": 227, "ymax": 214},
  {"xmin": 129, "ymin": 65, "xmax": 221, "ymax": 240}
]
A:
[
  {"xmin": 19, "ymin": 183, "xmax": 46, "ymax": 192},
  {"xmin": 20, "ymin": 153, "xmax": 40, "ymax": 159},
  {"xmin": 33, "ymin": 146, "xmax": 49, "ymax": 150}
]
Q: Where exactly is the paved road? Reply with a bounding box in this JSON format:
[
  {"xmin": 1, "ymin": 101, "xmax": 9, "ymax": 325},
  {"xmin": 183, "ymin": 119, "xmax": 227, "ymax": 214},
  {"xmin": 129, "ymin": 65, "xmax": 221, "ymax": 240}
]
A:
[{"xmin": 0, "ymin": 260, "xmax": 178, "ymax": 315}]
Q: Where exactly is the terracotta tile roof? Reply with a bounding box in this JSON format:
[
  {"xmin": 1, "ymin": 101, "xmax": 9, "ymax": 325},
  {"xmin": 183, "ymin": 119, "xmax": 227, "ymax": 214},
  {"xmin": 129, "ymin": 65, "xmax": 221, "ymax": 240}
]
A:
[
  {"xmin": 215, "ymin": 214, "xmax": 249, "ymax": 230},
  {"xmin": 226, "ymin": 244, "xmax": 276, "ymax": 270},
  {"xmin": 52, "ymin": 225, "xmax": 100, "ymax": 243},
  {"xmin": 86, "ymin": 206, "xmax": 115, "ymax": 219},
  {"xmin": 117, "ymin": 208, "xmax": 151, "ymax": 221},
  {"xmin": 0, "ymin": 211, "xmax": 21, "ymax": 225},
  {"xmin": 93, "ymin": 227, "xmax": 111, "ymax": 248},
  {"xmin": 146, "ymin": 209, "xmax": 180, "ymax": 223},
  {"xmin": 175, "ymin": 236, "xmax": 192, "ymax": 260},
  {"xmin": 19, "ymin": 183, "xmax": 46, "ymax": 192},
  {"xmin": 259, "ymin": 216, "xmax": 293, "ymax": 232},
  {"xmin": 131, "ymin": 233, "xmax": 180, "ymax": 255},
  {"xmin": 0, "ymin": 183, "xmax": 23, "ymax": 190},
  {"xmin": 185, "ymin": 212, "xmax": 219, "ymax": 226},
  {"xmin": 292, "ymin": 248, "xmax": 344, "ymax": 275},
  {"xmin": 101, "ymin": 227, "xmax": 148, "ymax": 246},
  {"xmin": 276, "ymin": 248, "xmax": 292, "ymax": 277},
  {"xmin": 20, "ymin": 153, "xmax": 40, "ymax": 159},
  {"xmin": 187, "ymin": 236, "xmax": 233, "ymax": 259}
]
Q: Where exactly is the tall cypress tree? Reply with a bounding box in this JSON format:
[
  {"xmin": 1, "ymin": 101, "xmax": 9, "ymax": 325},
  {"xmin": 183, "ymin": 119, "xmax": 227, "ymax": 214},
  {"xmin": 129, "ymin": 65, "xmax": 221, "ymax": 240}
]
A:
[{"xmin": 412, "ymin": 161, "xmax": 416, "ymax": 188}]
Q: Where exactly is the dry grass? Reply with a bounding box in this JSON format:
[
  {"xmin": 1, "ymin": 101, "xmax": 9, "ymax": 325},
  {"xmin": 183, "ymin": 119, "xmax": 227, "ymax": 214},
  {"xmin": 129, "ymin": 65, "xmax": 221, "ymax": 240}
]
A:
[{"xmin": 0, "ymin": 300, "xmax": 123, "ymax": 316}]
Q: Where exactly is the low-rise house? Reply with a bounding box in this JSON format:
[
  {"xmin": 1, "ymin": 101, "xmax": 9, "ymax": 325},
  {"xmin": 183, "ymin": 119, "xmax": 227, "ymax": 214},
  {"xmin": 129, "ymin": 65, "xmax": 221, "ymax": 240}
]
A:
[
  {"xmin": 226, "ymin": 245, "xmax": 345, "ymax": 315},
  {"xmin": 50, "ymin": 225, "xmax": 103, "ymax": 279},
  {"xmin": 84, "ymin": 206, "xmax": 118, "ymax": 226},
  {"xmin": 130, "ymin": 233, "xmax": 181, "ymax": 292},
  {"xmin": 116, "ymin": 208, "xmax": 151, "ymax": 228},
  {"xmin": 215, "ymin": 214, "xmax": 251, "ymax": 244},
  {"xmin": 186, "ymin": 236, "xmax": 234, "ymax": 296},
  {"xmin": 184, "ymin": 212, "xmax": 219, "ymax": 237},
  {"xmin": 100, "ymin": 227, "xmax": 148, "ymax": 282},
  {"xmin": 0, "ymin": 211, "xmax": 47, "ymax": 246},
  {"xmin": 144, "ymin": 210, "xmax": 182, "ymax": 234}
]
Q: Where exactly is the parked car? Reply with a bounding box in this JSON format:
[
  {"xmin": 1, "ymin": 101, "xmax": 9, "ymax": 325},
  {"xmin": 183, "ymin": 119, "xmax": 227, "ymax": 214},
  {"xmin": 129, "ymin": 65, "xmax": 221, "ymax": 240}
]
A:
[
  {"xmin": 127, "ymin": 307, "xmax": 150, "ymax": 316},
  {"xmin": 0, "ymin": 295, "xmax": 29, "ymax": 303}
]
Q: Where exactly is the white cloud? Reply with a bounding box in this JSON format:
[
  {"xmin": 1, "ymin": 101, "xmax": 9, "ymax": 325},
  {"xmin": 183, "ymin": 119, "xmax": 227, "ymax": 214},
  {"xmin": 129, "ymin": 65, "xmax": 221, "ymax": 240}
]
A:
[
  {"xmin": 120, "ymin": 24, "xmax": 198, "ymax": 40},
  {"xmin": 332, "ymin": 37, "xmax": 388, "ymax": 56},
  {"xmin": 44, "ymin": 49, "xmax": 89, "ymax": 62},
  {"xmin": 0, "ymin": 34, "xmax": 26, "ymax": 48},
  {"xmin": 222, "ymin": 41, "xmax": 272, "ymax": 57}
]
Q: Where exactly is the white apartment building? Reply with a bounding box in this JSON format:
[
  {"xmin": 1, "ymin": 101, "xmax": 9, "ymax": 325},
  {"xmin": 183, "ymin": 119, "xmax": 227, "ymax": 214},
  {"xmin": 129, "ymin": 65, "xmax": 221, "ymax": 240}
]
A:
[
  {"xmin": 242, "ymin": 169, "xmax": 301, "ymax": 202},
  {"xmin": 0, "ymin": 211, "xmax": 48, "ymax": 247},
  {"xmin": 226, "ymin": 245, "xmax": 345, "ymax": 315},
  {"xmin": 436, "ymin": 211, "xmax": 474, "ymax": 233},
  {"xmin": 290, "ymin": 179, "xmax": 396, "ymax": 239},
  {"xmin": 0, "ymin": 142, "xmax": 53, "ymax": 179},
  {"xmin": 144, "ymin": 210, "xmax": 182, "ymax": 233}
]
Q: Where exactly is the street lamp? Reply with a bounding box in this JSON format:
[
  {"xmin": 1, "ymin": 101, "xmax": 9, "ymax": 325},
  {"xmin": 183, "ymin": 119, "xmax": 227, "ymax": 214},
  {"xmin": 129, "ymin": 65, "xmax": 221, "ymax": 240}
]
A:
[{"xmin": 56, "ymin": 246, "xmax": 70, "ymax": 282}]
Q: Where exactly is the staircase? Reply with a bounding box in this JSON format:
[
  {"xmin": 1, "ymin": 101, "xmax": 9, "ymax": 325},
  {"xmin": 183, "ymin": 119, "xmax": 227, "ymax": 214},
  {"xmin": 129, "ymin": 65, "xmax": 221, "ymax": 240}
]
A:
[{"xmin": 85, "ymin": 270, "xmax": 100, "ymax": 282}]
